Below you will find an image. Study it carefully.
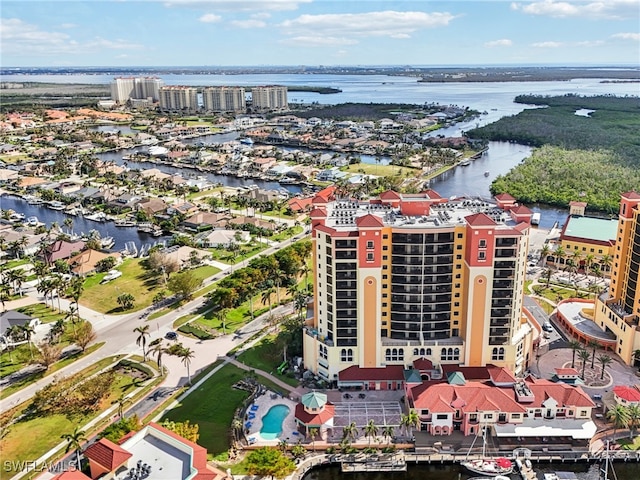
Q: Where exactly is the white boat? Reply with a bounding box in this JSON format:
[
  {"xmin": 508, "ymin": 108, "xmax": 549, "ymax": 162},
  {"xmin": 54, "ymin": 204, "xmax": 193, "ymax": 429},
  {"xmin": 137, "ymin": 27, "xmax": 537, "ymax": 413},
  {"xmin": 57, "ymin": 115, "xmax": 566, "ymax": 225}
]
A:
[
  {"xmin": 115, "ymin": 219, "xmax": 136, "ymax": 227},
  {"xmin": 459, "ymin": 159, "xmax": 471, "ymax": 166},
  {"xmin": 543, "ymin": 473, "xmax": 578, "ymax": 480},
  {"xmin": 531, "ymin": 212, "xmax": 541, "ymax": 225},
  {"xmin": 100, "ymin": 236, "xmax": 115, "ymax": 249},
  {"xmin": 460, "ymin": 426, "xmax": 513, "ymax": 476},
  {"xmin": 240, "ymin": 137, "xmax": 254, "ymax": 145},
  {"xmin": 85, "ymin": 212, "xmax": 107, "ymax": 222},
  {"xmin": 24, "ymin": 195, "xmax": 43, "ymax": 205},
  {"xmin": 48, "ymin": 201, "xmax": 65, "ymax": 210},
  {"xmin": 26, "ymin": 216, "xmax": 39, "ymax": 226},
  {"xmin": 9, "ymin": 212, "xmax": 25, "ymax": 222},
  {"xmin": 468, "ymin": 476, "xmax": 510, "ymax": 480}
]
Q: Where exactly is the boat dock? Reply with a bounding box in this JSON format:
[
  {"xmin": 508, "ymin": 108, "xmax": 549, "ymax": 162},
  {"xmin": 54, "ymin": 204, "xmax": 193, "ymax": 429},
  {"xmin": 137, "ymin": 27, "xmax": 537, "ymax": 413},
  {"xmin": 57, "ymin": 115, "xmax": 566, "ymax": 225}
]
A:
[{"xmin": 340, "ymin": 452, "xmax": 407, "ymax": 472}]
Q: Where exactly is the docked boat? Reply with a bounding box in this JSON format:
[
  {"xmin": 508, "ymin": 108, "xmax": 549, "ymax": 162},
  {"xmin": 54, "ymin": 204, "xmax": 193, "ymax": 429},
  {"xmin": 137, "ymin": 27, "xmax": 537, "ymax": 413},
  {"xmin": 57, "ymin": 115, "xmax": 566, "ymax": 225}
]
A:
[
  {"xmin": 115, "ymin": 219, "xmax": 137, "ymax": 227},
  {"xmin": 151, "ymin": 228, "xmax": 163, "ymax": 237},
  {"xmin": 48, "ymin": 201, "xmax": 65, "ymax": 210},
  {"xmin": 26, "ymin": 216, "xmax": 39, "ymax": 227},
  {"xmin": 9, "ymin": 212, "xmax": 25, "ymax": 222},
  {"xmin": 468, "ymin": 476, "xmax": 510, "ymax": 480},
  {"xmin": 542, "ymin": 473, "xmax": 578, "ymax": 480},
  {"xmin": 85, "ymin": 212, "xmax": 107, "ymax": 222},
  {"xmin": 100, "ymin": 236, "xmax": 115, "ymax": 249},
  {"xmin": 459, "ymin": 159, "xmax": 471, "ymax": 166},
  {"xmin": 240, "ymin": 137, "xmax": 254, "ymax": 145},
  {"xmin": 461, "ymin": 427, "xmax": 513, "ymax": 476},
  {"xmin": 137, "ymin": 222, "xmax": 154, "ymax": 233},
  {"xmin": 24, "ymin": 195, "xmax": 43, "ymax": 205}
]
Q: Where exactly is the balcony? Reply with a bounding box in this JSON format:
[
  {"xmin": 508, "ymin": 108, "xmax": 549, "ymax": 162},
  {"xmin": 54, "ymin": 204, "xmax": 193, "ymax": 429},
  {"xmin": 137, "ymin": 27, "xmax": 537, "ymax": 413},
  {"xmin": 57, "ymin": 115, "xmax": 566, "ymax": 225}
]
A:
[
  {"xmin": 336, "ymin": 272, "xmax": 357, "ymax": 280},
  {"xmin": 336, "ymin": 251, "xmax": 357, "ymax": 260}
]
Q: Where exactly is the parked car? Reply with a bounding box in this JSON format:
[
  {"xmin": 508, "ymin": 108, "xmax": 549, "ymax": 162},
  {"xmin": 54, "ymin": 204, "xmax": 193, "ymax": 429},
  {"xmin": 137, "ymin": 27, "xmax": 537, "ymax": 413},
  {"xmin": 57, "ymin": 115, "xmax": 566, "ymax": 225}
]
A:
[
  {"xmin": 165, "ymin": 331, "xmax": 178, "ymax": 340},
  {"xmin": 543, "ymin": 322, "xmax": 553, "ymax": 332}
]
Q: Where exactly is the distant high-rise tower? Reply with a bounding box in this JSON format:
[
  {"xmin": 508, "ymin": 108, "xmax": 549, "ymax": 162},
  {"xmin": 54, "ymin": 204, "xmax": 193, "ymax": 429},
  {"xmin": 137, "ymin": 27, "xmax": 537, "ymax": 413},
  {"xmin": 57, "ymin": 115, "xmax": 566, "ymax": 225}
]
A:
[
  {"xmin": 594, "ymin": 191, "xmax": 640, "ymax": 365},
  {"xmin": 110, "ymin": 77, "xmax": 163, "ymax": 103},
  {"xmin": 158, "ymin": 86, "xmax": 198, "ymax": 114},
  {"xmin": 251, "ymin": 86, "xmax": 288, "ymax": 112},
  {"xmin": 202, "ymin": 86, "xmax": 246, "ymax": 113},
  {"xmin": 303, "ymin": 190, "xmax": 536, "ymax": 383}
]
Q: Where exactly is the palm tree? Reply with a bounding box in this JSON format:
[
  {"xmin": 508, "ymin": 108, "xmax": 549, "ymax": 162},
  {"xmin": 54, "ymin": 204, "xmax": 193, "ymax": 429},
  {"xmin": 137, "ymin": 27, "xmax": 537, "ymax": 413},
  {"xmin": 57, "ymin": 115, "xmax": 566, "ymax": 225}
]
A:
[
  {"xmin": 68, "ymin": 277, "xmax": 84, "ymax": 322},
  {"xmin": 179, "ymin": 346, "xmax": 195, "ymax": 384},
  {"xmin": 342, "ymin": 421, "xmax": 359, "ymax": 444},
  {"xmin": 20, "ymin": 324, "xmax": 35, "ymax": 359},
  {"xmin": 63, "ymin": 217, "xmax": 74, "ymax": 235},
  {"xmin": 364, "ymin": 419, "xmax": 379, "ymax": 446},
  {"xmin": 607, "ymin": 404, "xmax": 630, "ymax": 439},
  {"xmin": 600, "ymin": 254, "xmax": 613, "ymax": 275},
  {"xmin": 309, "ymin": 427, "xmax": 319, "ymax": 452},
  {"xmin": 597, "ymin": 354, "xmax": 613, "ymax": 380},
  {"xmin": 588, "ymin": 340, "xmax": 600, "ymax": 369},
  {"xmin": 553, "ymin": 245, "xmax": 566, "ymax": 270},
  {"xmin": 405, "ymin": 409, "xmax": 420, "ymax": 437},
  {"xmin": 578, "ymin": 349, "xmax": 590, "ymax": 379},
  {"xmin": 568, "ymin": 340, "xmax": 582, "ymax": 369},
  {"xmin": 148, "ymin": 339, "xmax": 165, "ymax": 373},
  {"xmin": 117, "ymin": 292, "xmax": 135, "ymax": 310},
  {"xmin": 133, "ymin": 325, "xmax": 150, "ymax": 361},
  {"xmin": 261, "ymin": 287, "xmax": 274, "ymax": 314},
  {"xmin": 61, "ymin": 427, "xmax": 86, "ymax": 470},
  {"xmin": 382, "ymin": 425, "xmax": 394, "ymax": 446},
  {"xmin": 539, "ymin": 244, "xmax": 551, "ymax": 266},
  {"xmin": 542, "ymin": 268, "xmax": 553, "ymax": 288},
  {"xmin": 113, "ymin": 394, "xmax": 131, "ymax": 420},
  {"xmin": 627, "ymin": 405, "xmax": 640, "ymax": 439}
]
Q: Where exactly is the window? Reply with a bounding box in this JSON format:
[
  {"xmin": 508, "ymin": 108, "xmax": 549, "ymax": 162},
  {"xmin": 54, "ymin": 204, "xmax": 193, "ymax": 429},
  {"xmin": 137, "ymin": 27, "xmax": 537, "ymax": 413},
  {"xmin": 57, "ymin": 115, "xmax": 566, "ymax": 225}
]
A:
[
  {"xmin": 440, "ymin": 347, "xmax": 459, "ymax": 361},
  {"xmin": 319, "ymin": 345, "xmax": 328, "ymax": 360},
  {"xmin": 483, "ymin": 413, "xmax": 492, "ymax": 419},
  {"xmin": 340, "ymin": 348, "xmax": 353, "ymax": 362},
  {"xmin": 491, "ymin": 347, "xmax": 505, "ymax": 361},
  {"xmin": 478, "ymin": 251, "xmax": 486, "ymax": 260},
  {"xmin": 366, "ymin": 252, "xmax": 374, "ymax": 262},
  {"xmin": 479, "ymin": 239, "xmax": 487, "ymax": 248},
  {"xmin": 436, "ymin": 414, "xmax": 448, "ymax": 420},
  {"xmin": 366, "ymin": 240, "xmax": 374, "ymax": 249},
  {"xmin": 385, "ymin": 348, "xmax": 404, "ymax": 362}
]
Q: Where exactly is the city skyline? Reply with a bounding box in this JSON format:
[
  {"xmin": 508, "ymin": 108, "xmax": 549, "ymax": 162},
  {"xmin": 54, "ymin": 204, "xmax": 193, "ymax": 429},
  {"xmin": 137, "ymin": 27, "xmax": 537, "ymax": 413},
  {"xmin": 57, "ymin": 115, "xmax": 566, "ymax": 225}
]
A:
[{"xmin": 1, "ymin": 0, "xmax": 639, "ymax": 67}]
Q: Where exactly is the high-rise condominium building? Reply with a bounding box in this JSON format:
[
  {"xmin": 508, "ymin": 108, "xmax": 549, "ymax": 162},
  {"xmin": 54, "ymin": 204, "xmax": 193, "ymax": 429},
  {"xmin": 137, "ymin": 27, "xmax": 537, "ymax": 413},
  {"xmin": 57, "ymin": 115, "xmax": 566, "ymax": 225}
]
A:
[
  {"xmin": 303, "ymin": 190, "xmax": 536, "ymax": 384},
  {"xmin": 158, "ymin": 86, "xmax": 198, "ymax": 114},
  {"xmin": 110, "ymin": 77, "xmax": 163, "ymax": 103},
  {"xmin": 251, "ymin": 86, "xmax": 288, "ymax": 112},
  {"xmin": 594, "ymin": 192, "xmax": 640, "ymax": 365},
  {"xmin": 202, "ymin": 87, "xmax": 246, "ymax": 113}
]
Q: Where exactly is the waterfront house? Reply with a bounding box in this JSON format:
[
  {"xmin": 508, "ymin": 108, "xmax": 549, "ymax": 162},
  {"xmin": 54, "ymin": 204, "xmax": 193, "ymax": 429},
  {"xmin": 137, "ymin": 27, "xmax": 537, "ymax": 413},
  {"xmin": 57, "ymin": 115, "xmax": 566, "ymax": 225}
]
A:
[
  {"xmin": 195, "ymin": 229, "xmax": 250, "ymax": 248},
  {"xmin": 107, "ymin": 193, "xmax": 141, "ymax": 213},
  {"xmin": 0, "ymin": 229, "xmax": 47, "ymax": 258},
  {"xmin": 137, "ymin": 197, "xmax": 169, "ymax": 218},
  {"xmin": 182, "ymin": 212, "xmax": 230, "ymax": 232},
  {"xmin": 68, "ymin": 249, "xmax": 121, "ymax": 276},
  {"xmin": 43, "ymin": 240, "xmax": 86, "ymax": 265},
  {"xmin": 167, "ymin": 201, "xmax": 198, "ymax": 217}
]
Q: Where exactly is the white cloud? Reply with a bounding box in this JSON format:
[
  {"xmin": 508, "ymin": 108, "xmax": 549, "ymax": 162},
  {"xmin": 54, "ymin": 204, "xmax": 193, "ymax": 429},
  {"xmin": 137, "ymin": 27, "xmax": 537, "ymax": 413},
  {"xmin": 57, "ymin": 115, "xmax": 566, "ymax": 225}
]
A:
[
  {"xmin": 230, "ymin": 19, "xmax": 266, "ymax": 28},
  {"xmin": 279, "ymin": 11, "xmax": 455, "ymax": 41},
  {"xmin": 59, "ymin": 23, "xmax": 77, "ymax": 29},
  {"xmin": 511, "ymin": 0, "xmax": 640, "ymax": 20},
  {"xmin": 164, "ymin": 0, "xmax": 311, "ymax": 11},
  {"xmin": 531, "ymin": 39, "xmax": 605, "ymax": 47},
  {"xmin": 612, "ymin": 32, "xmax": 640, "ymax": 41},
  {"xmin": 0, "ymin": 18, "xmax": 143, "ymax": 56},
  {"xmin": 485, "ymin": 39, "xmax": 513, "ymax": 47},
  {"xmin": 199, "ymin": 13, "xmax": 222, "ymax": 23},
  {"xmin": 251, "ymin": 13, "xmax": 271, "ymax": 20},
  {"xmin": 279, "ymin": 36, "xmax": 358, "ymax": 47}
]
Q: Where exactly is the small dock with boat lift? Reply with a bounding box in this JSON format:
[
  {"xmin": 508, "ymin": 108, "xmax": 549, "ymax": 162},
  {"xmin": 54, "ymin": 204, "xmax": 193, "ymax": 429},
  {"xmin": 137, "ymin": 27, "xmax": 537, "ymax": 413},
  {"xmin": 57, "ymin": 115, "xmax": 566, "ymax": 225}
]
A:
[{"xmin": 340, "ymin": 452, "xmax": 407, "ymax": 472}]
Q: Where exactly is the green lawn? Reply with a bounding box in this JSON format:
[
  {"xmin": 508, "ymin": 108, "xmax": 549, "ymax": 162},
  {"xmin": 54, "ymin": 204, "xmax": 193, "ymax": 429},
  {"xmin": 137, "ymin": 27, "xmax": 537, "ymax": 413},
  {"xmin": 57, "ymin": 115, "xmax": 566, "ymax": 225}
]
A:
[
  {"xmin": 207, "ymin": 242, "xmax": 268, "ymax": 264},
  {"xmin": 2, "ymin": 258, "xmax": 30, "ymax": 269},
  {"xmin": 80, "ymin": 260, "xmax": 218, "ymax": 314},
  {"xmin": 161, "ymin": 364, "xmax": 252, "ymax": 455},
  {"xmin": 16, "ymin": 303, "xmax": 66, "ymax": 324},
  {"xmin": 1, "ymin": 357, "xmax": 139, "ymax": 477},
  {"xmin": 342, "ymin": 162, "xmax": 417, "ymax": 178},
  {"xmin": 237, "ymin": 335, "xmax": 299, "ymax": 387},
  {"xmin": 619, "ymin": 435, "xmax": 640, "ymax": 450}
]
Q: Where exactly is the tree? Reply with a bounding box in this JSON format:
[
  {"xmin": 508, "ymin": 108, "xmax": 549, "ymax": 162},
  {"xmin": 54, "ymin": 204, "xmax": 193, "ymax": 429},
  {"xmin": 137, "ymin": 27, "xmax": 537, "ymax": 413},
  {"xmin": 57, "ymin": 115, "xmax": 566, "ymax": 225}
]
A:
[
  {"xmin": 160, "ymin": 420, "xmax": 200, "ymax": 443},
  {"xmin": 20, "ymin": 324, "xmax": 35, "ymax": 359},
  {"xmin": 112, "ymin": 394, "xmax": 132, "ymax": 420},
  {"xmin": 117, "ymin": 292, "xmax": 135, "ymax": 310},
  {"xmin": 95, "ymin": 257, "xmax": 117, "ymax": 273},
  {"xmin": 578, "ymin": 349, "xmax": 591, "ymax": 379},
  {"xmin": 61, "ymin": 427, "xmax": 86, "ymax": 470},
  {"xmin": 309, "ymin": 427, "xmax": 319, "ymax": 452},
  {"xmin": 49, "ymin": 318, "xmax": 65, "ymax": 344},
  {"xmin": 167, "ymin": 270, "xmax": 203, "ymax": 300},
  {"xmin": 401, "ymin": 409, "xmax": 420, "ymax": 437},
  {"xmin": 540, "ymin": 244, "xmax": 551, "ymax": 266},
  {"xmin": 364, "ymin": 419, "xmax": 379, "ymax": 446},
  {"xmin": 178, "ymin": 346, "xmax": 195, "ymax": 384},
  {"xmin": 382, "ymin": 425, "xmax": 395, "ymax": 446},
  {"xmin": 246, "ymin": 447, "xmax": 296, "ymax": 480},
  {"xmin": 133, "ymin": 325, "xmax": 151, "ymax": 361},
  {"xmin": 627, "ymin": 405, "xmax": 640, "ymax": 439},
  {"xmin": 149, "ymin": 338, "xmax": 166, "ymax": 374},
  {"xmin": 72, "ymin": 321, "xmax": 97, "ymax": 352},
  {"xmin": 342, "ymin": 421, "xmax": 359, "ymax": 443},
  {"xmin": 607, "ymin": 404, "xmax": 630, "ymax": 438},
  {"xmin": 37, "ymin": 342, "xmax": 62, "ymax": 369},
  {"xmin": 152, "ymin": 290, "xmax": 167, "ymax": 307},
  {"xmin": 261, "ymin": 287, "xmax": 275, "ymax": 314},
  {"xmin": 597, "ymin": 354, "xmax": 613, "ymax": 380},
  {"xmin": 568, "ymin": 340, "xmax": 582, "ymax": 369},
  {"xmin": 588, "ymin": 340, "xmax": 600, "ymax": 369},
  {"xmin": 553, "ymin": 245, "xmax": 566, "ymax": 270}
]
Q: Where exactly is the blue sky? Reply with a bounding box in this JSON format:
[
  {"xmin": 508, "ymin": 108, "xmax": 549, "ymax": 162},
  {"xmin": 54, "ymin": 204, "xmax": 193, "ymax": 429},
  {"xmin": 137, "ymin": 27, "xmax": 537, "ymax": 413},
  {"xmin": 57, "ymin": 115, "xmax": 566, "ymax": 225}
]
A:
[{"xmin": 2, "ymin": 0, "xmax": 639, "ymax": 67}]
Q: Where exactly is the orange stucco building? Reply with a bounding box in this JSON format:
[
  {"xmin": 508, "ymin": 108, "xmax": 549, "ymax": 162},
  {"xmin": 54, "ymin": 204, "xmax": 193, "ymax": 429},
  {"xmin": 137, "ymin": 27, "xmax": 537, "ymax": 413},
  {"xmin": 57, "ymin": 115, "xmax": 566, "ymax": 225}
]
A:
[{"xmin": 303, "ymin": 190, "xmax": 536, "ymax": 384}]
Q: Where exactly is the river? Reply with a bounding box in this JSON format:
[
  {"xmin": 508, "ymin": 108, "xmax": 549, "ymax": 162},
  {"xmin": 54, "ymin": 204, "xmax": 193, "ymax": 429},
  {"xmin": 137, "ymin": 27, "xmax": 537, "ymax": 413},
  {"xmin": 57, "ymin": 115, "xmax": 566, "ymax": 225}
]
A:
[{"xmin": 302, "ymin": 460, "xmax": 640, "ymax": 480}]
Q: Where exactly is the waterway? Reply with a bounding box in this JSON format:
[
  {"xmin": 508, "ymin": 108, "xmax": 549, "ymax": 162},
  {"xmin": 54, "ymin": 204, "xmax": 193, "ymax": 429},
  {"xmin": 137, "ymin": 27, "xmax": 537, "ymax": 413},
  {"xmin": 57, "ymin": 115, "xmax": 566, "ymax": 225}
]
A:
[
  {"xmin": 0, "ymin": 195, "xmax": 169, "ymax": 251},
  {"xmin": 302, "ymin": 460, "xmax": 640, "ymax": 480}
]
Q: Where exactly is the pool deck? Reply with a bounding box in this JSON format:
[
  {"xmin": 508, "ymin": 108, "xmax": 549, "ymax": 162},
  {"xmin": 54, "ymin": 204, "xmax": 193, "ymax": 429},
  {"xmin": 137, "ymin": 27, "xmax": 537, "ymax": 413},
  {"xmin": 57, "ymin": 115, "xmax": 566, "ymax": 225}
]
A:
[{"xmin": 245, "ymin": 392, "xmax": 299, "ymax": 446}]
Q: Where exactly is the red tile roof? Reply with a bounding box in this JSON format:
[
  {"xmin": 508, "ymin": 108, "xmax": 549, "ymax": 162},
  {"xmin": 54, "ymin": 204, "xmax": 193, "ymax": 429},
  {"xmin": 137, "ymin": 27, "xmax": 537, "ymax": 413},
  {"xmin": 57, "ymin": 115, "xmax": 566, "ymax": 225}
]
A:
[
  {"xmin": 487, "ymin": 365, "xmax": 517, "ymax": 385},
  {"xmin": 51, "ymin": 471, "xmax": 92, "ymax": 480},
  {"xmin": 288, "ymin": 197, "xmax": 313, "ymax": 212},
  {"xmin": 555, "ymin": 368, "xmax": 579, "ymax": 376},
  {"xmin": 295, "ymin": 402, "xmax": 336, "ymax": 426},
  {"xmin": 309, "ymin": 207, "xmax": 327, "ymax": 218},
  {"xmin": 465, "ymin": 212, "xmax": 496, "ymax": 226},
  {"xmin": 524, "ymin": 377, "xmax": 594, "ymax": 408},
  {"xmin": 495, "ymin": 193, "xmax": 516, "ymax": 201},
  {"xmin": 83, "ymin": 438, "xmax": 132, "ymax": 471},
  {"xmin": 355, "ymin": 214, "xmax": 384, "ymax": 228},
  {"xmin": 339, "ymin": 365, "xmax": 405, "ymax": 382},
  {"xmin": 569, "ymin": 201, "xmax": 588, "ymax": 207},
  {"xmin": 613, "ymin": 385, "xmax": 640, "ymax": 402},
  {"xmin": 621, "ymin": 191, "xmax": 640, "ymax": 199},
  {"xmin": 379, "ymin": 190, "xmax": 402, "ymax": 200},
  {"xmin": 511, "ymin": 204, "xmax": 532, "ymax": 215},
  {"xmin": 413, "ymin": 357, "xmax": 434, "ymax": 370}
]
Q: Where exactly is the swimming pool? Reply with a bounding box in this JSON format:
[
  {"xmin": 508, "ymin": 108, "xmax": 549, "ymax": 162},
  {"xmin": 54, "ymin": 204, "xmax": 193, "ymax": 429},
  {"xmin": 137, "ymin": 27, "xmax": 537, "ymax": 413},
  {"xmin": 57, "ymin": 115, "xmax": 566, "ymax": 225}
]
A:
[{"xmin": 259, "ymin": 404, "xmax": 290, "ymax": 440}]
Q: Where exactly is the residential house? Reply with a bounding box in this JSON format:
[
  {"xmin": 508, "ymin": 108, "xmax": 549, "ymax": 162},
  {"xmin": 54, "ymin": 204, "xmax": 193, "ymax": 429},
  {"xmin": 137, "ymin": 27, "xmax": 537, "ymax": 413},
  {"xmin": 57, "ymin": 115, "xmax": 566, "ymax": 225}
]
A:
[
  {"xmin": 167, "ymin": 202, "xmax": 198, "ymax": 217},
  {"xmin": 195, "ymin": 229, "xmax": 249, "ymax": 248},
  {"xmin": 613, "ymin": 385, "xmax": 640, "ymax": 407},
  {"xmin": 0, "ymin": 230, "xmax": 47, "ymax": 257},
  {"xmin": 107, "ymin": 193, "xmax": 141, "ymax": 213},
  {"xmin": 68, "ymin": 249, "xmax": 121, "ymax": 276},
  {"xmin": 137, "ymin": 197, "xmax": 169, "ymax": 218},
  {"xmin": 43, "ymin": 240, "xmax": 86, "ymax": 265},
  {"xmin": 226, "ymin": 216, "xmax": 278, "ymax": 231},
  {"xmin": 182, "ymin": 212, "xmax": 230, "ymax": 232},
  {"xmin": 0, "ymin": 310, "xmax": 40, "ymax": 345}
]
